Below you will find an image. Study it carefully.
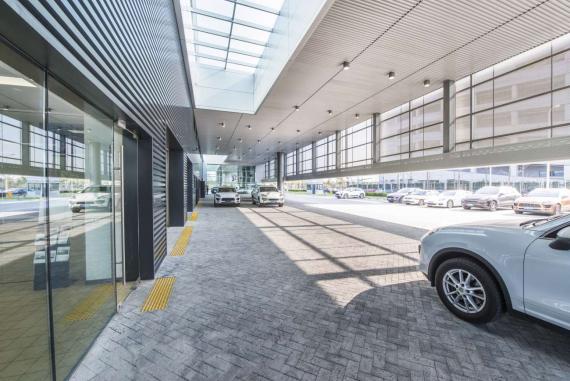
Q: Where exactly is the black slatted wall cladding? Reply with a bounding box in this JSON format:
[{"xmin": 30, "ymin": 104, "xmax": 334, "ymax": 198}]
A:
[{"xmin": 20, "ymin": 1, "xmax": 195, "ymax": 271}]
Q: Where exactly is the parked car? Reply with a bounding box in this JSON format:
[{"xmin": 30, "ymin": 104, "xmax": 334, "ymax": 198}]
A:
[
  {"xmin": 461, "ymin": 186, "xmax": 520, "ymax": 211},
  {"xmin": 69, "ymin": 185, "xmax": 111, "ymax": 213},
  {"xmin": 386, "ymin": 188, "xmax": 422, "ymax": 203},
  {"xmin": 335, "ymin": 187, "xmax": 365, "ymax": 199},
  {"xmin": 252, "ymin": 185, "xmax": 284, "ymax": 207},
  {"xmin": 0, "ymin": 188, "xmax": 27, "ymax": 198},
  {"xmin": 213, "ymin": 186, "xmax": 240, "ymax": 207},
  {"xmin": 419, "ymin": 214, "xmax": 570, "ymax": 329},
  {"xmin": 402, "ymin": 190, "xmax": 439, "ymax": 206},
  {"xmin": 426, "ymin": 190, "xmax": 472, "ymax": 208},
  {"xmin": 514, "ymin": 188, "xmax": 570, "ymax": 215}
]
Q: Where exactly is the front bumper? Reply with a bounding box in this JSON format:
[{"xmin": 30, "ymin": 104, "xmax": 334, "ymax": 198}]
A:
[
  {"xmin": 215, "ymin": 198, "xmax": 240, "ymax": 205},
  {"xmin": 259, "ymin": 198, "xmax": 283, "ymax": 205},
  {"xmin": 426, "ymin": 201, "xmax": 446, "ymax": 207},
  {"xmin": 513, "ymin": 204, "xmax": 554, "ymax": 214},
  {"xmin": 462, "ymin": 200, "xmax": 493, "ymax": 209}
]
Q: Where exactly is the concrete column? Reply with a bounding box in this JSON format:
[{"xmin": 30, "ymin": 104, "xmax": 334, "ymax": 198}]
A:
[
  {"xmin": 276, "ymin": 152, "xmax": 285, "ymax": 190},
  {"xmin": 311, "ymin": 141, "xmax": 317, "ymax": 174},
  {"xmin": 295, "ymin": 148, "xmax": 300, "ymax": 175},
  {"xmin": 372, "ymin": 113, "xmax": 379, "ymax": 162},
  {"xmin": 87, "ymin": 142, "xmax": 101, "ymax": 184},
  {"xmin": 443, "ymin": 79, "xmax": 455, "ymax": 153},
  {"xmin": 335, "ymin": 130, "xmax": 341, "ymax": 171},
  {"xmin": 22, "ymin": 122, "xmax": 30, "ymax": 167}
]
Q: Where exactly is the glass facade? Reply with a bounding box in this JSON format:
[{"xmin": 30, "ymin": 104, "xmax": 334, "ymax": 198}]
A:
[
  {"xmin": 455, "ymin": 35, "xmax": 570, "ymax": 151},
  {"xmin": 315, "ymin": 134, "xmax": 336, "ymax": 172},
  {"xmin": 286, "ymin": 150, "xmax": 297, "ymax": 176},
  {"xmin": 299, "ymin": 143, "xmax": 312, "ymax": 174},
  {"xmin": 0, "ymin": 40, "xmax": 120, "ymax": 380},
  {"xmin": 340, "ymin": 118, "xmax": 373, "ymax": 168},
  {"xmin": 206, "ymin": 164, "xmax": 255, "ymax": 190},
  {"xmin": 378, "ymin": 89, "xmax": 444, "ymax": 162}
]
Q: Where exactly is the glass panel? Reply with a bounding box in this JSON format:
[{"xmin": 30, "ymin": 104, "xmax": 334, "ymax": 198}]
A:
[
  {"xmin": 456, "ymin": 89, "xmax": 470, "ymax": 117},
  {"xmin": 195, "ymin": 31, "xmax": 229, "ymax": 47},
  {"xmin": 47, "ymin": 77, "xmax": 115, "ymax": 380},
  {"xmin": 234, "ymin": 4, "xmax": 278, "ymax": 29},
  {"xmin": 493, "ymin": 129, "xmax": 550, "ymax": 146},
  {"xmin": 423, "ymin": 99, "xmax": 443, "ymax": 125},
  {"xmin": 455, "ymin": 76, "xmax": 471, "ymax": 92},
  {"xmin": 553, "ymin": 51, "xmax": 570, "ymax": 90},
  {"xmin": 494, "ymin": 58, "xmax": 551, "ymax": 106},
  {"xmin": 380, "ymin": 135, "xmax": 400, "ymax": 157},
  {"xmin": 493, "ymin": 94, "xmax": 550, "ymax": 136},
  {"xmin": 195, "ymin": 14, "xmax": 232, "ymax": 34},
  {"xmin": 455, "ymin": 115, "xmax": 470, "ymax": 143},
  {"xmin": 410, "ymin": 129, "xmax": 423, "ymax": 151},
  {"xmin": 494, "ymin": 43, "xmax": 550, "ymax": 77},
  {"xmin": 423, "ymin": 123, "xmax": 443, "ymax": 149},
  {"xmin": 552, "ymin": 125, "xmax": 570, "ymax": 137},
  {"xmin": 472, "ymin": 80, "xmax": 493, "ymax": 112},
  {"xmin": 0, "ymin": 41, "xmax": 51, "ymax": 381},
  {"xmin": 472, "ymin": 110, "xmax": 493, "ymax": 140},
  {"xmin": 553, "ymin": 87, "xmax": 570, "ymax": 125},
  {"xmin": 230, "ymin": 39, "xmax": 264, "ymax": 56},
  {"xmin": 227, "ymin": 52, "xmax": 260, "ymax": 66},
  {"xmin": 194, "ymin": 0, "xmax": 234, "ymax": 17},
  {"xmin": 410, "ymin": 107, "xmax": 423, "ymax": 130},
  {"xmin": 471, "ymin": 138, "xmax": 493, "ymax": 149},
  {"xmin": 226, "ymin": 63, "xmax": 256, "ymax": 74},
  {"xmin": 196, "ymin": 45, "xmax": 227, "ymax": 59},
  {"xmin": 197, "ymin": 57, "xmax": 225, "ymax": 68},
  {"xmin": 232, "ymin": 24, "xmax": 271, "ymax": 44}
]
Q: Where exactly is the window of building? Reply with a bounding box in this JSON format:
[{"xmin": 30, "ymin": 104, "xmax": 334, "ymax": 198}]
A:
[
  {"xmin": 340, "ymin": 119, "xmax": 373, "ymax": 168},
  {"xmin": 299, "ymin": 143, "xmax": 312, "ymax": 174},
  {"xmin": 0, "ymin": 114, "xmax": 22, "ymax": 164},
  {"xmin": 286, "ymin": 150, "xmax": 297, "ymax": 176},
  {"xmin": 315, "ymin": 134, "xmax": 336, "ymax": 172}
]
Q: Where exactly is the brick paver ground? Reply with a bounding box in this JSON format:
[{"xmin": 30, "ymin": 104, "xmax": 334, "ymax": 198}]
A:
[{"xmin": 71, "ymin": 199, "xmax": 570, "ymax": 380}]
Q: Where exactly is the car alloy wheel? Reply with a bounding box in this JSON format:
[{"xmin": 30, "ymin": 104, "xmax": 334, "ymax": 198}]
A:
[
  {"xmin": 359, "ymin": 193, "xmax": 364, "ymax": 199},
  {"xmin": 553, "ymin": 204, "xmax": 562, "ymax": 215},
  {"xmin": 442, "ymin": 269, "xmax": 486, "ymax": 314},
  {"xmin": 447, "ymin": 200, "xmax": 453, "ymax": 208},
  {"xmin": 419, "ymin": 199, "xmax": 425, "ymax": 206},
  {"xmin": 435, "ymin": 258, "xmax": 502, "ymax": 323},
  {"xmin": 489, "ymin": 201, "xmax": 497, "ymax": 211}
]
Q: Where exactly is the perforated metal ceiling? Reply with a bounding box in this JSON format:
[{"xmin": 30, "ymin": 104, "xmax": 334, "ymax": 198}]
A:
[{"xmin": 194, "ymin": 0, "xmax": 570, "ymax": 164}]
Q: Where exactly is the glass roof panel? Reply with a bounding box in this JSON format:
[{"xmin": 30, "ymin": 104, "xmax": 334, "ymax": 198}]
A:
[
  {"xmin": 226, "ymin": 63, "xmax": 256, "ymax": 74},
  {"xmin": 232, "ymin": 24, "xmax": 271, "ymax": 44},
  {"xmin": 195, "ymin": 31, "xmax": 229, "ymax": 47},
  {"xmin": 234, "ymin": 4, "xmax": 278, "ymax": 29},
  {"xmin": 195, "ymin": 14, "xmax": 231, "ymax": 34},
  {"xmin": 228, "ymin": 52, "xmax": 260, "ymax": 66},
  {"xmin": 196, "ymin": 45, "xmax": 227, "ymax": 59},
  {"xmin": 197, "ymin": 57, "xmax": 225, "ymax": 68},
  {"xmin": 187, "ymin": 0, "xmax": 284, "ymax": 75},
  {"xmin": 194, "ymin": 0, "xmax": 234, "ymax": 17},
  {"xmin": 229, "ymin": 39, "xmax": 264, "ymax": 56}
]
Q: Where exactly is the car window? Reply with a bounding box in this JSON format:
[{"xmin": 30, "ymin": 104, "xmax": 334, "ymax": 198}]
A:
[
  {"xmin": 218, "ymin": 187, "xmax": 235, "ymax": 193},
  {"xmin": 259, "ymin": 187, "xmax": 278, "ymax": 192}
]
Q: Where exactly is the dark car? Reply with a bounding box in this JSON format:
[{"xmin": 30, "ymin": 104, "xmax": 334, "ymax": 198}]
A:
[
  {"xmin": 462, "ymin": 186, "xmax": 521, "ymax": 211},
  {"xmin": 386, "ymin": 187, "xmax": 421, "ymax": 203}
]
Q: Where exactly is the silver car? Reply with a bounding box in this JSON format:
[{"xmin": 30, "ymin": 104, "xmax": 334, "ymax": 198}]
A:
[{"xmin": 420, "ymin": 214, "xmax": 570, "ymax": 329}]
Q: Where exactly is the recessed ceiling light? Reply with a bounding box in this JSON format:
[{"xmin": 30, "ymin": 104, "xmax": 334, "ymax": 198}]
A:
[
  {"xmin": 270, "ymin": 127, "xmax": 275, "ymax": 133},
  {"xmin": 294, "ymin": 105, "xmax": 300, "ymax": 111},
  {"xmin": 295, "ymin": 142, "xmax": 299, "ymax": 146},
  {"xmin": 221, "ymin": 122, "xmax": 226, "ymax": 128},
  {"xmin": 327, "ymin": 110, "xmax": 333, "ymax": 115},
  {"xmin": 233, "ymin": 146, "xmax": 236, "ymax": 150},
  {"xmin": 423, "ymin": 79, "xmax": 431, "ymax": 87},
  {"xmin": 278, "ymin": 141, "xmax": 281, "ymax": 144},
  {"xmin": 238, "ymin": 138, "xmax": 243, "ymax": 143},
  {"xmin": 296, "ymin": 129, "xmax": 300, "ymax": 133},
  {"xmin": 388, "ymin": 71, "xmax": 396, "ymax": 80},
  {"xmin": 342, "ymin": 61, "xmax": 350, "ymax": 71},
  {"xmin": 354, "ymin": 113, "xmax": 360, "ymax": 119},
  {"xmin": 217, "ymin": 136, "xmax": 222, "ymax": 141},
  {"xmin": 257, "ymin": 139, "xmax": 261, "ymax": 144},
  {"xmin": 247, "ymin": 125, "xmax": 252, "ymax": 130},
  {"xmin": 318, "ymin": 131, "xmax": 322, "ymax": 135}
]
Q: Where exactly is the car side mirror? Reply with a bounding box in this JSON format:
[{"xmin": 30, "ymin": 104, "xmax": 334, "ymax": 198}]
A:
[{"xmin": 549, "ymin": 226, "xmax": 570, "ymax": 251}]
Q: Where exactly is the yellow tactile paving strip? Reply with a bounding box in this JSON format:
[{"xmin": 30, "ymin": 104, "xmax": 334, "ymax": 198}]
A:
[
  {"xmin": 190, "ymin": 210, "xmax": 199, "ymax": 221},
  {"xmin": 141, "ymin": 277, "xmax": 176, "ymax": 312},
  {"xmin": 65, "ymin": 284, "xmax": 114, "ymax": 321},
  {"xmin": 170, "ymin": 227, "xmax": 193, "ymax": 257}
]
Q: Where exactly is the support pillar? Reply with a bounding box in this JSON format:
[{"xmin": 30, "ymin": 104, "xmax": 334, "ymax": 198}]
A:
[
  {"xmin": 276, "ymin": 152, "xmax": 285, "ymax": 190},
  {"xmin": 443, "ymin": 79, "xmax": 455, "ymax": 153}
]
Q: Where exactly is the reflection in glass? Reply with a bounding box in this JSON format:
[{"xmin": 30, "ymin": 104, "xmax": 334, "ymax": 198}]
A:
[
  {"xmin": 47, "ymin": 78, "xmax": 115, "ymax": 380},
  {"xmin": 0, "ymin": 41, "xmax": 52, "ymax": 381}
]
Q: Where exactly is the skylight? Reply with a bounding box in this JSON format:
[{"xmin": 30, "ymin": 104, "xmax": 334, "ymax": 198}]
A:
[{"xmin": 186, "ymin": 0, "xmax": 285, "ymax": 74}]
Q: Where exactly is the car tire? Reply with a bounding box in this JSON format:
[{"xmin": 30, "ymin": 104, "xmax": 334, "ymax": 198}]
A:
[
  {"xmin": 553, "ymin": 204, "xmax": 562, "ymax": 215},
  {"xmin": 279, "ymin": 203, "xmax": 284, "ymax": 207},
  {"xmin": 343, "ymin": 194, "xmax": 348, "ymax": 199},
  {"xmin": 71, "ymin": 207, "xmax": 80, "ymax": 213},
  {"xmin": 419, "ymin": 199, "xmax": 425, "ymax": 206},
  {"xmin": 359, "ymin": 193, "xmax": 364, "ymax": 199},
  {"xmin": 514, "ymin": 210, "xmax": 523, "ymax": 214},
  {"xmin": 489, "ymin": 201, "xmax": 497, "ymax": 211},
  {"xmin": 447, "ymin": 200, "xmax": 453, "ymax": 208},
  {"xmin": 435, "ymin": 257, "xmax": 503, "ymax": 324},
  {"xmin": 463, "ymin": 206, "xmax": 471, "ymax": 210}
]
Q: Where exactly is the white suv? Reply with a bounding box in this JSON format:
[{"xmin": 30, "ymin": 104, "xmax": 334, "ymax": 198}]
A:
[{"xmin": 335, "ymin": 188, "xmax": 365, "ymax": 199}]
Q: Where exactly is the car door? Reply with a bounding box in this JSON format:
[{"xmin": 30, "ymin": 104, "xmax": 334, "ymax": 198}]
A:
[{"xmin": 523, "ymin": 225, "xmax": 570, "ymax": 329}]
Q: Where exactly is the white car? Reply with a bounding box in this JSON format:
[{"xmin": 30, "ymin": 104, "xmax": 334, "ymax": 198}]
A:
[
  {"xmin": 69, "ymin": 185, "xmax": 111, "ymax": 213},
  {"xmin": 402, "ymin": 190, "xmax": 439, "ymax": 205},
  {"xmin": 426, "ymin": 190, "xmax": 472, "ymax": 208},
  {"xmin": 252, "ymin": 185, "xmax": 284, "ymax": 207},
  {"xmin": 335, "ymin": 188, "xmax": 365, "ymax": 199},
  {"xmin": 213, "ymin": 186, "xmax": 240, "ymax": 207},
  {"xmin": 420, "ymin": 214, "xmax": 570, "ymax": 329}
]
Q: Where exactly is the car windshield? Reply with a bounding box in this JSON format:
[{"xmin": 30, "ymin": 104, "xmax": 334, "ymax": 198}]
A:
[
  {"xmin": 260, "ymin": 187, "xmax": 278, "ymax": 192},
  {"xmin": 82, "ymin": 186, "xmax": 110, "ymax": 193},
  {"xmin": 527, "ymin": 188, "xmax": 560, "ymax": 197},
  {"xmin": 441, "ymin": 191, "xmax": 456, "ymax": 196},
  {"xmin": 218, "ymin": 187, "xmax": 235, "ymax": 193},
  {"xmin": 476, "ymin": 186, "xmax": 499, "ymax": 195}
]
